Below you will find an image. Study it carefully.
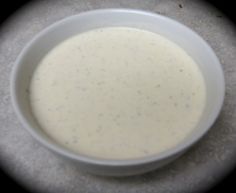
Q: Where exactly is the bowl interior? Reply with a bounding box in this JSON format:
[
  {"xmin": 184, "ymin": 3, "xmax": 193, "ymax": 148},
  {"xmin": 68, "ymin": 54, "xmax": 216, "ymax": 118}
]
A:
[{"xmin": 11, "ymin": 9, "xmax": 225, "ymax": 164}]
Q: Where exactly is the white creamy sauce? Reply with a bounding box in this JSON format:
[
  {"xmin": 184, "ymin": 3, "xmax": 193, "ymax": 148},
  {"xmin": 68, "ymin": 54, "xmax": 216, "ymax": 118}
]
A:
[{"xmin": 29, "ymin": 27, "xmax": 206, "ymax": 159}]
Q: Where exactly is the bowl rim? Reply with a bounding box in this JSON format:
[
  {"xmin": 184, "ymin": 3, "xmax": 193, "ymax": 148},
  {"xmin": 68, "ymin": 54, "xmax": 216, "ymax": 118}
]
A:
[{"xmin": 10, "ymin": 8, "xmax": 225, "ymax": 167}]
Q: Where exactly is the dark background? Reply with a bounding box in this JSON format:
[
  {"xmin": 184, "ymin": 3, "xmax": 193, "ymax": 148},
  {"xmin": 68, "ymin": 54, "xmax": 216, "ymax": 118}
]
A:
[{"xmin": 0, "ymin": 0, "xmax": 235, "ymax": 192}]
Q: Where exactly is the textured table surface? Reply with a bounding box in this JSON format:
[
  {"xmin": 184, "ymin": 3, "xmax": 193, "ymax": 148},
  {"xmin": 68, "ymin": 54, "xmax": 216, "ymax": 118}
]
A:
[{"xmin": 1, "ymin": 0, "xmax": 236, "ymax": 193}]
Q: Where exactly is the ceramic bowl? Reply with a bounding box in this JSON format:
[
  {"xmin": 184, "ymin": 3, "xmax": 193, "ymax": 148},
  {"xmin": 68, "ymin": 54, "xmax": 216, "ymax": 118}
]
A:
[{"xmin": 11, "ymin": 9, "xmax": 225, "ymax": 176}]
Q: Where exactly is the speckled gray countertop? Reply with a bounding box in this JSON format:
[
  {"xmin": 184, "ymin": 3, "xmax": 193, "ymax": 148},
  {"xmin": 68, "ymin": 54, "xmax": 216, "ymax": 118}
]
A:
[{"xmin": 1, "ymin": 0, "xmax": 236, "ymax": 193}]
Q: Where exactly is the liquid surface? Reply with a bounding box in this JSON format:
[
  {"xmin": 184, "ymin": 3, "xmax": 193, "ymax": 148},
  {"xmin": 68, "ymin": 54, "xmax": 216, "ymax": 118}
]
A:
[{"xmin": 30, "ymin": 27, "xmax": 206, "ymax": 159}]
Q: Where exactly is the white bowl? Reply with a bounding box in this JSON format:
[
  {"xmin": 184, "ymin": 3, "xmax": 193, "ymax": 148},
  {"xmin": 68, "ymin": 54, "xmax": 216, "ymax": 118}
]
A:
[{"xmin": 11, "ymin": 9, "xmax": 225, "ymax": 176}]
